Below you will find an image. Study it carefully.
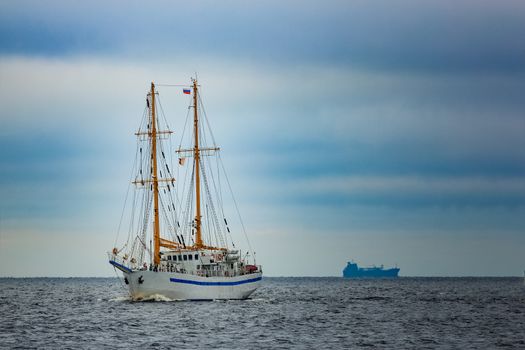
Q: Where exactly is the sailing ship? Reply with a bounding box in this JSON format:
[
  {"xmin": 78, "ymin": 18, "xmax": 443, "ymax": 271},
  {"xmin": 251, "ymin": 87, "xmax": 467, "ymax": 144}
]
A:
[{"xmin": 109, "ymin": 79, "xmax": 262, "ymax": 300}]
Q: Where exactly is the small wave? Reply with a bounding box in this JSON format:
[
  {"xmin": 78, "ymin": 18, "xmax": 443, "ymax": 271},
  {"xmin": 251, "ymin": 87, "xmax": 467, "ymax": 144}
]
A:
[
  {"xmin": 108, "ymin": 296, "xmax": 132, "ymax": 302},
  {"xmin": 246, "ymin": 298, "xmax": 267, "ymax": 302}
]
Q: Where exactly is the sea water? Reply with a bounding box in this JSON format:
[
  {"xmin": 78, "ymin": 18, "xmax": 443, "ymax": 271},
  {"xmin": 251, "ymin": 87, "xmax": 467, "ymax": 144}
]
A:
[{"xmin": 1, "ymin": 277, "xmax": 524, "ymax": 349}]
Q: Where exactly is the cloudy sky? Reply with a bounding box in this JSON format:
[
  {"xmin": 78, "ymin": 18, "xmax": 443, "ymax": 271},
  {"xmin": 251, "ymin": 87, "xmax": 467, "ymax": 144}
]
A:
[{"xmin": 1, "ymin": 0, "xmax": 524, "ymax": 276}]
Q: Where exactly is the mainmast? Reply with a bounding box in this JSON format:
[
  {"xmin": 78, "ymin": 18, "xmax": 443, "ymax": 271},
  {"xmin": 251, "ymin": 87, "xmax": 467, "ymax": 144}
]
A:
[
  {"xmin": 174, "ymin": 79, "xmax": 220, "ymax": 250},
  {"xmin": 150, "ymin": 82, "xmax": 161, "ymax": 265},
  {"xmin": 193, "ymin": 79, "xmax": 203, "ymax": 248}
]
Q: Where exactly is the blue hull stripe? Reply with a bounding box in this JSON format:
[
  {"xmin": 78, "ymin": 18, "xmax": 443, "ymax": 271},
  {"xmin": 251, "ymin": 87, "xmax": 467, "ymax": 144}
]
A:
[
  {"xmin": 170, "ymin": 276, "xmax": 262, "ymax": 286},
  {"xmin": 109, "ymin": 260, "xmax": 132, "ymax": 273}
]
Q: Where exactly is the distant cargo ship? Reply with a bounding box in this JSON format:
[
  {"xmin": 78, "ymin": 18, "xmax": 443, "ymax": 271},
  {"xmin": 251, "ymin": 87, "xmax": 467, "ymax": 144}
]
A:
[{"xmin": 343, "ymin": 261, "xmax": 399, "ymax": 278}]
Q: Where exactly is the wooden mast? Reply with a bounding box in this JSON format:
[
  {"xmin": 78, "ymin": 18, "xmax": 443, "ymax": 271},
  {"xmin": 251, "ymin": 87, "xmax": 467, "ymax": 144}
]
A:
[
  {"xmin": 150, "ymin": 82, "xmax": 161, "ymax": 265},
  {"xmin": 193, "ymin": 79, "xmax": 203, "ymax": 248}
]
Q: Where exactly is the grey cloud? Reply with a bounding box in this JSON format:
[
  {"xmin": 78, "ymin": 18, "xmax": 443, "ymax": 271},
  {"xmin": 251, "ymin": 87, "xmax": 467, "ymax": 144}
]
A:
[{"xmin": 1, "ymin": 1, "xmax": 525, "ymax": 73}]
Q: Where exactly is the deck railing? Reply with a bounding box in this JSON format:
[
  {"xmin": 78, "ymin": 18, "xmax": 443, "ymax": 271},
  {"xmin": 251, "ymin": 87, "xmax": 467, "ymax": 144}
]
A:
[{"xmin": 109, "ymin": 252, "xmax": 262, "ymax": 277}]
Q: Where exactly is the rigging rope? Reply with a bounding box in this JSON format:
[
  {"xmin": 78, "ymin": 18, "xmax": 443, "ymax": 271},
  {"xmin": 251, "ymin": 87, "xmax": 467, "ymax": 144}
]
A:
[{"xmin": 219, "ymin": 153, "xmax": 254, "ymax": 257}]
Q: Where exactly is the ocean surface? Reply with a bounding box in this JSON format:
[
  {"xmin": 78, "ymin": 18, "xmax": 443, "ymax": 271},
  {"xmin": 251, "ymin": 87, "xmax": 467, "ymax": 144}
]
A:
[{"xmin": 1, "ymin": 277, "xmax": 524, "ymax": 349}]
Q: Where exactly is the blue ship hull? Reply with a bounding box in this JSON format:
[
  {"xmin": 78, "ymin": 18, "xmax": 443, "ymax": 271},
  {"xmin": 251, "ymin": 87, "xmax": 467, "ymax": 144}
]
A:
[{"xmin": 343, "ymin": 262, "xmax": 399, "ymax": 278}]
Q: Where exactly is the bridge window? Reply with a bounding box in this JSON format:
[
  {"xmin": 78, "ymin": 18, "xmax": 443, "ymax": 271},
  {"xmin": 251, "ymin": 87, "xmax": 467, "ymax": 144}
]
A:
[
  {"xmin": 189, "ymin": 254, "xmax": 193, "ymax": 261},
  {"xmin": 167, "ymin": 256, "xmax": 171, "ymax": 261},
  {"xmin": 183, "ymin": 255, "xmax": 187, "ymax": 261},
  {"xmin": 195, "ymin": 254, "xmax": 198, "ymax": 260},
  {"xmin": 178, "ymin": 255, "xmax": 182, "ymax": 261}
]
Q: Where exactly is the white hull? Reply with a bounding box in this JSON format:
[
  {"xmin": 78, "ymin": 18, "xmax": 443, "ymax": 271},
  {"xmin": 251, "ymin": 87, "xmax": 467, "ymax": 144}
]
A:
[{"xmin": 123, "ymin": 270, "xmax": 262, "ymax": 300}]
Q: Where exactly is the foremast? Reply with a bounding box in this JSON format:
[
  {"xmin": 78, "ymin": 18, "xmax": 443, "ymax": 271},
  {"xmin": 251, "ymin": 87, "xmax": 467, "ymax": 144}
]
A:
[
  {"xmin": 145, "ymin": 82, "xmax": 178, "ymax": 266},
  {"xmin": 150, "ymin": 82, "xmax": 162, "ymax": 266}
]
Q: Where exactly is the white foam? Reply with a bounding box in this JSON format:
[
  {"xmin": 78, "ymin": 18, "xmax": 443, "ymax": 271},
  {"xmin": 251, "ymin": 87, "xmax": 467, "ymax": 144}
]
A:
[{"xmin": 137, "ymin": 293, "xmax": 177, "ymax": 302}]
